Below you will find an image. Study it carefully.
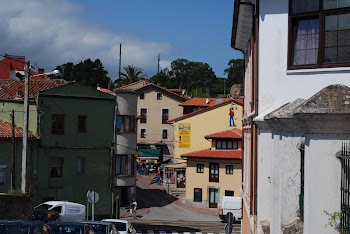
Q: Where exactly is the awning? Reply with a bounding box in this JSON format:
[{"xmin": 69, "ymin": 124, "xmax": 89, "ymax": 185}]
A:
[{"xmin": 138, "ymin": 148, "xmax": 161, "ymax": 160}]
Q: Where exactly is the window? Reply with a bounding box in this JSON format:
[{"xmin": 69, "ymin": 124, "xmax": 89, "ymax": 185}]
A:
[
  {"xmin": 289, "ymin": 0, "xmax": 350, "ymax": 69},
  {"xmin": 162, "ymin": 109, "xmax": 169, "ymax": 124},
  {"xmin": 140, "ymin": 93, "xmax": 145, "ymax": 99},
  {"xmin": 196, "ymin": 164, "xmax": 204, "ymax": 173},
  {"xmin": 77, "ymin": 115, "xmax": 87, "ymax": 132},
  {"xmin": 140, "ymin": 108, "xmax": 147, "ymax": 124},
  {"xmin": 209, "ymin": 163, "xmax": 219, "ymax": 182},
  {"xmin": 50, "ymin": 157, "xmax": 63, "ymax": 177},
  {"xmin": 226, "ymin": 165, "xmax": 234, "ymax": 174},
  {"xmin": 76, "ymin": 157, "xmax": 85, "ymax": 174},
  {"xmin": 0, "ymin": 165, "xmax": 6, "ymax": 184},
  {"xmin": 52, "ymin": 114, "xmax": 64, "ymax": 135},
  {"xmin": 141, "ymin": 129, "xmax": 146, "ymax": 138},
  {"xmin": 162, "ymin": 129, "xmax": 168, "ymax": 139},
  {"xmin": 225, "ymin": 190, "xmax": 235, "ymax": 196},
  {"xmin": 115, "ymin": 155, "xmax": 134, "ymax": 175},
  {"xmin": 116, "ymin": 116, "xmax": 136, "ymax": 133},
  {"xmin": 194, "ymin": 188, "xmax": 202, "ymax": 202},
  {"xmin": 216, "ymin": 140, "xmax": 238, "ymax": 149},
  {"xmin": 157, "ymin": 92, "xmax": 163, "ymax": 100}
]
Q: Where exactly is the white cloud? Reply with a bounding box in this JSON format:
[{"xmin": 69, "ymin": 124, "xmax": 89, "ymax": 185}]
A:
[{"xmin": 0, "ymin": 0, "xmax": 174, "ymax": 78}]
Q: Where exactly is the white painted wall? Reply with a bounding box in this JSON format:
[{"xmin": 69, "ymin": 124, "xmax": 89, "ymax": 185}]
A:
[{"xmin": 259, "ymin": 0, "xmax": 350, "ymax": 113}]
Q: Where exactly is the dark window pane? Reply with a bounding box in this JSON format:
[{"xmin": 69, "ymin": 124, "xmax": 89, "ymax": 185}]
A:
[
  {"xmin": 325, "ymin": 47, "xmax": 338, "ymax": 63},
  {"xmin": 338, "ymin": 46, "xmax": 350, "ymax": 62},
  {"xmin": 325, "ymin": 31, "xmax": 338, "ymax": 47},
  {"xmin": 291, "ymin": 0, "xmax": 319, "ymax": 13},
  {"xmin": 324, "ymin": 0, "xmax": 350, "ymax": 9}
]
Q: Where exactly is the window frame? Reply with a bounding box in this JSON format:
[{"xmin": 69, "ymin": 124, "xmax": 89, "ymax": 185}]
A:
[
  {"xmin": 140, "ymin": 128, "xmax": 146, "ymax": 138},
  {"xmin": 162, "ymin": 129, "xmax": 168, "ymax": 139},
  {"xmin": 0, "ymin": 166, "xmax": 6, "ymax": 184},
  {"xmin": 288, "ymin": 0, "xmax": 350, "ymax": 69},
  {"xmin": 115, "ymin": 155, "xmax": 134, "ymax": 176},
  {"xmin": 196, "ymin": 164, "xmax": 204, "ymax": 173},
  {"xmin": 193, "ymin": 188, "xmax": 203, "ymax": 202},
  {"xmin": 77, "ymin": 115, "xmax": 87, "ymax": 133},
  {"xmin": 162, "ymin": 109, "xmax": 169, "ymax": 124},
  {"xmin": 226, "ymin": 165, "xmax": 234, "ymax": 174},
  {"xmin": 52, "ymin": 114, "xmax": 64, "ymax": 135},
  {"xmin": 140, "ymin": 108, "xmax": 147, "ymax": 124},
  {"xmin": 216, "ymin": 140, "xmax": 238, "ymax": 149},
  {"xmin": 50, "ymin": 157, "xmax": 64, "ymax": 178},
  {"xmin": 76, "ymin": 157, "xmax": 86, "ymax": 175},
  {"xmin": 116, "ymin": 115, "xmax": 136, "ymax": 133},
  {"xmin": 225, "ymin": 190, "xmax": 235, "ymax": 196},
  {"xmin": 140, "ymin": 92, "xmax": 145, "ymax": 99},
  {"xmin": 157, "ymin": 92, "xmax": 163, "ymax": 100},
  {"xmin": 209, "ymin": 163, "xmax": 219, "ymax": 183}
]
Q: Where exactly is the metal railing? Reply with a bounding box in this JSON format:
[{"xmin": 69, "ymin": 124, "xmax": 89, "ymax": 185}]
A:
[{"xmin": 340, "ymin": 143, "xmax": 350, "ymax": 233}]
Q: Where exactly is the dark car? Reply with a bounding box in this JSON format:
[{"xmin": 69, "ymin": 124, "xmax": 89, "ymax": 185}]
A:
[
  {"xmin": 82, "ymin": 221, "xmax": 119, "ymax": 234},
  {"xmin": 0, "ymin": 220, "xmax": 54, "ymax": 234},
  {"xmin": 47, "ymin": 221, "xmax": 95, "ymax": 234}
]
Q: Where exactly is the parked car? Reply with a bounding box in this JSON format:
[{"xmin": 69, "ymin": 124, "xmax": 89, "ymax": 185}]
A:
[
  {"xmin": 33, "ymin": 201, "xmax": 86, "ymax": 222},
  {"xmin": 101, "ymin": 219, "xmax": 136, "ymax": 234},
  {"xmin": 47, "ymin": 221, "xmax": 95, "ymax": 234},
  {"xmin": 218, "ymin": 196, "xmax": 242, "ymax": 222},
  {"xmin": 82, "ymin": 221, "xmax": 119, "ymax": 234},
  {"xmin": 0, "ymin": 220, "xmax": 54, "ymax": 234}
]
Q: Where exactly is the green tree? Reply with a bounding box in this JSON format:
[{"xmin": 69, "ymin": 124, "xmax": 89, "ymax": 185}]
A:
[
  {"xmin": 56, "ymin": 58, "xmax": 111, "ymax": 89},
  {"xmin": 224, "ymin": 59, "xmax": 244, "ymax": 93},
  {"xmin": 114, "ymin": 65, "xmax": 146, "ymax": 87}
]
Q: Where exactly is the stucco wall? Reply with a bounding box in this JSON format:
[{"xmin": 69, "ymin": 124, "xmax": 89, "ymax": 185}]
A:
[
  {"xmin": 185, "ymin": 158, "xmax": 242, "ymax": 206},
  {"xmin": 259, "ymin": 0, "xmax": 350, "ymax": 113},
  {"xmin": 173, "ymin": 102, "xmax": 243, "ymax": 162}
]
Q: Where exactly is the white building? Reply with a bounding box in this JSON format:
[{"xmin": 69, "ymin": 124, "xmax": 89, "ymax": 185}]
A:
[{"xmin": 231, "ymin": 0, "xmax": 350, "ymax": 233}]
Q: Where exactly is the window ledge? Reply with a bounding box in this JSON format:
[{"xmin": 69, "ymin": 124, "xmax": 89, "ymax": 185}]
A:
[{"xmin": 287, "ymin": 66, "xmax": 350, "ymax": 75}]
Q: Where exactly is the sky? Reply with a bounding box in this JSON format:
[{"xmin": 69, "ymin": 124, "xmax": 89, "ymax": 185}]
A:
[{"xmin": 0, "ymin": 0, "xmax": 242, "ymax": 80}]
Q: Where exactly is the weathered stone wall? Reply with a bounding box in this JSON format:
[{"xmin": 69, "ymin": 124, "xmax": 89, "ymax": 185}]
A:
[{"xmin": 0, "ymin": 194, "xmax": 32, "ymax": 220}]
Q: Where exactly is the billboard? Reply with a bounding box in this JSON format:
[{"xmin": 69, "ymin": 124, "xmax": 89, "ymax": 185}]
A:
[{"xmin": 178, "ymin": 123, "xmax": 191, "ymax": 148}]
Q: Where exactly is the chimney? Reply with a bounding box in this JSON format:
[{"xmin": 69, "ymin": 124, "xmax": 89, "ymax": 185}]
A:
[{"xmin": 38, "ymin": 68, "xmax": 45, "ymax": 74}]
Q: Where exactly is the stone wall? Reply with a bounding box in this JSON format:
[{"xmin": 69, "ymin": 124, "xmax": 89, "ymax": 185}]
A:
[{"xmin": 0, "ymin": 193, "xmax": 32, "ymax": 220}]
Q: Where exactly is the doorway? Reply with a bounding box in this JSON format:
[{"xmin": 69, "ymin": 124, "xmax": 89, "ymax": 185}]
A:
[{"xmin": 209, "ymin": 188, "xmax": 219, "ymax": 208}]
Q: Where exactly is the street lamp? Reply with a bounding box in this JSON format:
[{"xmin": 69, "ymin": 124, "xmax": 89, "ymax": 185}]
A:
[{"xmin": 19, "ymin": 62, "xmax": 61, "ymax": 193}]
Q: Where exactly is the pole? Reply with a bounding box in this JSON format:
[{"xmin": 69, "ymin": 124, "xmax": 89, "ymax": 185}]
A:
[
  {"xmin": 21, "ymin": 61, "xmax": 30, "ymax": 193},
  {"xmin": 119, "ymin": 43, "xmax": 122, "ymax": 80},
  {"xmin": 224, "ymin": 79, "xmax": 226, "ymax": 96},
  {"xmin": 92, "ymin": 192, "xmax": 95, "ymax": 221},
  {"xmin": 157, "ymin": 53, "xmax": 160, "ymax": 74},
  {"xmin": 11, "ymin": 110, "xmax": 16, "ymax": 190}
]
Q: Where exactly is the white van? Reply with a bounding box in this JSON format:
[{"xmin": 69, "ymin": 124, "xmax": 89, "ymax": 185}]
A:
[
  {"xmin": 33, "ymin": 201, "xmax": 86, "ymax": 222},
  {"xmin": 218, "ymin": 196, "xmax": 242, "ymax": 222}
]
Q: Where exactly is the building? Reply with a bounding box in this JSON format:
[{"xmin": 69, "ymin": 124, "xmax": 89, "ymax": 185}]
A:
[
  {"xmin": 231, "ymin": 0, "xmax": 350, "ymax": 233},
  {"xmin": 0, "ymin": 80, "xmax": 116, "ymax": 219},
  {"xmin": 180, "ymin": 97, "xmax": 232, "ymax": 115},
  {"xmin": 166, "ymin": 98, "xmax": 243, "ymax": 196},
  {"xmin": 115, "ymin": 80, "xmax": 188, "ymax": 162},
  {"xmin": 181, "ymin": 128, "xmax": 243, "ymax": 208}
]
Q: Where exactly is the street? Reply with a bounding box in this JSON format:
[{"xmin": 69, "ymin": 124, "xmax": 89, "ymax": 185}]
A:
[{"xmin": 127, "ymin": 174, "xmax": 241, "ymax": 234}]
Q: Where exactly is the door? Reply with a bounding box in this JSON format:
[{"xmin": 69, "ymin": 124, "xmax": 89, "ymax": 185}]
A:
[{"xmin": 209, "ymin": 188, "xmax": 219, "ymax": 208}]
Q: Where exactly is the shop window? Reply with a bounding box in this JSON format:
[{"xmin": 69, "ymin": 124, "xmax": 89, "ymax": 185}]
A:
[{"xmin": 194, "ymin": 188, "xmax": 202, "ymax": 202}]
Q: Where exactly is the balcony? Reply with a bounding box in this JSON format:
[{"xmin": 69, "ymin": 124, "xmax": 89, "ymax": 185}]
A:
[{"xmin": 113, "ymin": 174, "xmax": 136, "ymax": 187}]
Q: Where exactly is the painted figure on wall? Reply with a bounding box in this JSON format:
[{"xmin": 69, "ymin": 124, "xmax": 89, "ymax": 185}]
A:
[{"xmin": 229, "ymin": 106, "xmax": 235, "ymax": 126}]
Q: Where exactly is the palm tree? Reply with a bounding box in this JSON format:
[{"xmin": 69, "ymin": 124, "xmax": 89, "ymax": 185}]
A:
[{"xmin": 120, "ymin": 65, "xmax": 146, "ymax": 85}]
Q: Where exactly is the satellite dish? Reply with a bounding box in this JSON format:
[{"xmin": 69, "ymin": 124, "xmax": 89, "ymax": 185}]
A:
[{"xmin": 230, "ymin": 84, "xmax": 242, "ymax": 99}]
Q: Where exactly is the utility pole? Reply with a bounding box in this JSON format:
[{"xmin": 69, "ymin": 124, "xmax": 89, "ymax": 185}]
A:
[
  {"xmin": 11, "ymin": 110, "xmax": 16, "ymax": 190},
  {"xmin": 21, "ymin": 61, "xmax": 30, "ymax": 193},
  {"xmin": 157, "ymin": 53, "xmax": 160, "ymax": 74},
  {"xmin": 119, "ymin": 43, "xmax": 122, "ymax": 80},
  {"xmin": 224, "ymin": 79, "xmax": 226, "ymax": 96}
]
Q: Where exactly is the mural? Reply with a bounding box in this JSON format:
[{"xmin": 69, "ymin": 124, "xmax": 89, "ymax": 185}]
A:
[{"xmin": 229, "ymin": 106, "xmax": 235, "ymax": 126}]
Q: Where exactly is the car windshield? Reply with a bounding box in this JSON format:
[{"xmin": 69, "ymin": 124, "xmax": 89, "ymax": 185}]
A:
[
  {"xmin": 89, "ymin": 224, "xmax": 107, "ymax": 234},
  {"xmin": 35, "ymin": 204, "xmax": 52, "ymax": 210},
  {"xmin": 112, "ymin": 222, "xmax": 126, "ymax": 231},
  {"xmin": 0, "ymin": 225, "xmax": 31, "ymax": 234}
]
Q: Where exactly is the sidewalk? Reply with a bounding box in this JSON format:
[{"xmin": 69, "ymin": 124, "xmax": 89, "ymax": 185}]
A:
[{"xmin": 135, "ymin": 173, "xmax": 218, "ymax": 217}]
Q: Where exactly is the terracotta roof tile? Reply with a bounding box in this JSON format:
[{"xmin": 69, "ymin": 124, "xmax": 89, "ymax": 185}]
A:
[
  {"xmin": 0, "ymin": 80, "xmax": 66, "ymax": 99},
  {"xmin": 181, "ymin": 148, "xmax": 242, "ymax": 159},
  {"xmin": 0, "ymin": 120, "xmax": 37, "ymax": 139},
  {"xmin": 205, "ymin": 128, "xmax": 242, "ymax": 139}
]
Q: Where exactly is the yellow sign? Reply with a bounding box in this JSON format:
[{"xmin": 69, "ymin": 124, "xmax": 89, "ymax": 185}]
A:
[{"xmin": 178, "ymin": 123, "xmax": 191, "ymax": 148}]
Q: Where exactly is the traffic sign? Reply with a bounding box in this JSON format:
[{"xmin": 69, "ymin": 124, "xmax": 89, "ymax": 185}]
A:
[
  {"xmin": 225, "ymin": 223, "xmax": 233, "ymax": 234},
  {"xmin": 87, "ymin": 191, "xmax": 99, "ymax": 204},
  {"xmin": 224, "ymin": 212, "xmax": 234, "ymax": 234}
]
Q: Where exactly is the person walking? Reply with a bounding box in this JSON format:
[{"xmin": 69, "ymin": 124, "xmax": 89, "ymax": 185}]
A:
[{"xmin": 129, "ymin": 199, "xmax": 137, "ymax": 219}]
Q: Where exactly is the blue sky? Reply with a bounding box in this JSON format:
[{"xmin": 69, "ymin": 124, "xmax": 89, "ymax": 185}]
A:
[{"xmin": 0, "ymin": 0, "xmax": 242, "ymax": 79}]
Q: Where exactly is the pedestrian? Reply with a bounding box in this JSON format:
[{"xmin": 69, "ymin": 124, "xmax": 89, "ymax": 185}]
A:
[{"xmin": 129, "ymin": 199, "xmax": 137, "ymax": 219}]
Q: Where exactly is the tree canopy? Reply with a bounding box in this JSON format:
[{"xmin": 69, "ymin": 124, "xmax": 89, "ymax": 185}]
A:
[
  {"xmin": 224, "ymin": 59, "xmax": 244, "ymax": 90},
  {"xmin": 55, "ymin": 58, "xmax": 111, "ymax": 89},
  {"xmin": 114, "ymin": 65, "xmax": 146, "ymax": 87}
]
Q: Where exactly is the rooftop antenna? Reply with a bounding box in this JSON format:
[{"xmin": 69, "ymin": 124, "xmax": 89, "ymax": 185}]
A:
[
  {"xmin": 118, "ymin": 43, "xmax": 122, "ymax": 80},
  {"xmin": 157, "ymin": 53, "xmax": 160, "ymax": 74}
]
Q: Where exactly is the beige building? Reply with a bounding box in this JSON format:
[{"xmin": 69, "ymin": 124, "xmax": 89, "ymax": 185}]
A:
[
  {"xmin": 115, "ymin": 80, "xmax": 188, "ymax": 160},
  {"xmin": 168, "ymin": 98, "xmax": 243, "ymax": 163},
  {"xmin": 181, "ymin": 128, "xmax": 243, "ymax": 208}
]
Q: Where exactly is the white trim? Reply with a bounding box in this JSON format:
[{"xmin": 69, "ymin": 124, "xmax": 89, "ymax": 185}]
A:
[{"xmin": 287, "ymin": 66, "xmax": 350, "ymax": 75}]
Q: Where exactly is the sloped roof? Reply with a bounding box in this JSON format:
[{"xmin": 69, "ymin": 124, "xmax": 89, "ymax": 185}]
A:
[
  {"xmin": 0, "ymin": 120, "xmax": 36, "ymax": 139},
  {"xmin": 168, "ymin": 98, "xmax": 243, "ymax": 123},
  {"xmin": 179, "ymin": 98, "xmax": 232, "ymax": 107},
  {"xmin": 114, "ymin": 80, "xmax": 150, "ymax": 91},
  {"xmin": 0, "ymin": 80, "xmax": 66, "ymax": 99},
  {"xmin": 205, "ymin": 128, "xmax": 242, "ymax": 139},
  {"xmin": 181, "ymin": 148, "xmax": 242, "ymax": 159}
]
